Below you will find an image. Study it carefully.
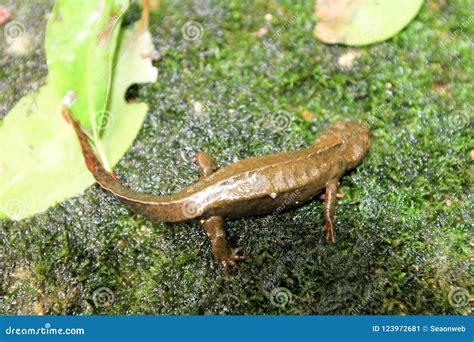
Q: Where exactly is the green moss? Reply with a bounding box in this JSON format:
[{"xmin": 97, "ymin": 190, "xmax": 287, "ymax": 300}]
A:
[{"xmin": 0, "ymin": 0, "xmax": 472, "ymax": 315}]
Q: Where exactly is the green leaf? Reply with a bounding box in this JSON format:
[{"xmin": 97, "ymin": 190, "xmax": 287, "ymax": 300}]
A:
[
  {"xmin": 314, "ymin": 0, "xmax": 423, "ymax": 46},
  {"xmin": 0, "ymin": 22, "xmax": 158, "ymax": 220},
  {"xmin": 45, "ymin": 0, "xmax": 128, "ymax": 129}
]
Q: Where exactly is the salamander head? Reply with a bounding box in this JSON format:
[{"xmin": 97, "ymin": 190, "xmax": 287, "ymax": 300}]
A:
[{"xmin": 325, "ymin": 122, "xmax": 371, "ymax": 169}]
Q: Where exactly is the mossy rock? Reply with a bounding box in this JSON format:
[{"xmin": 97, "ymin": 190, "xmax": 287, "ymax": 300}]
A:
[{"xmin": 0, "ymin": 0, "xmax": 472, "ymax": 315}]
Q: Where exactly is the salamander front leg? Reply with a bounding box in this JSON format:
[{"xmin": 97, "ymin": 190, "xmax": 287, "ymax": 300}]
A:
[
  {"xmin": 192, "ymin": 151, "xmax": 217, "ymax": 177},
  {"xmin": 319, "ymin": 193, "xmax": 344, "ymax": 200},
  {"xmin": 201, "ymin": 216, "xmax": 247, "ymax": 276},
  {"xmin": 323, "ymin": 179, "xmax": 339, "ymax": 243}
]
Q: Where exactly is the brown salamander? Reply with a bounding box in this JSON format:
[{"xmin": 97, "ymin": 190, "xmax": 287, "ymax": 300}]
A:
[{"xmin": 64, "ymin": 109, "xmax": 370, "ymax": 275}]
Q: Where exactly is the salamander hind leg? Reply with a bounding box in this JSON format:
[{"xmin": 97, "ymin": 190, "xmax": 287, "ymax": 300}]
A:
[
  {"xmin": 323, "ymin": 179, "xmax": 339, "ymax": 244},
  {"xmin": 192, "ymin": 151, "xmax": 217, "ymax": 177},
  {"xmin": 201, "ymin": 216, "xmax": 247, "ymax": 276}
]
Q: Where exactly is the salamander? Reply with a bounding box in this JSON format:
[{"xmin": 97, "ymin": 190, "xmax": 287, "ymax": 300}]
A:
[{"xmin": 64, "ymin": 109, "xmax": 370, "ymax": 275}]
